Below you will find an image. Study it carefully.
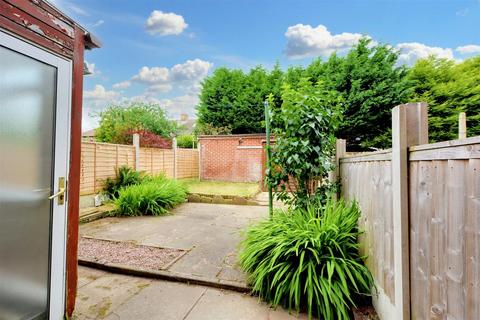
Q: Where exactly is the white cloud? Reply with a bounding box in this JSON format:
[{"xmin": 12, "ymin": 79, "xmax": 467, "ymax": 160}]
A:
[
  {"xmin": 396, "ymin": 42, "xmax": 454, "ymax": 65},
  {"xmin": 171, "ymin": 59, "xmax": 213, "ymax": 81},
  {"xmin": 69, "ymin": 4, "xmax": 88, "ymax": 16},
  {"xmin": 92, "ymin": 19, "xmax": 104, "ymax": 28},
  {"xmin": 112, "ymin": 81, "xmax": 131, "ymax": 90},
  {"xmin": 145, "ymin": 84, "xmax": 173, "ymax": 95},
  {"xmin": 129, "ymin": 59, "xmax": 213, "ymax": 94},
  {"xmin": 132, "ymin": 66, "xmax": 169, "ymax": 84},
  {"xmin": 456, "ymin": 44, "xmax": 480, "ymax": 54},
  {"xmin": 157, "ymin": 94, "xmax": 199, "ymax": 118},
  {"xmin": 146, "ymin": 10, "xmax": 188, "ymax": 36},
  {"xmin": 284, "ymin": 24, "xmax": 363, "ymax": 59},
  {"xmin": 84, "ymin": 85, "xmax": 118, "ymax": 101}
]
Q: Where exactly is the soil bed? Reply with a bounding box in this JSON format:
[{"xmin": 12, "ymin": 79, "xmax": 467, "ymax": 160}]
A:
[{"xmin": 78, "ymin": 237, "xmax": 185, "ymax": 271}]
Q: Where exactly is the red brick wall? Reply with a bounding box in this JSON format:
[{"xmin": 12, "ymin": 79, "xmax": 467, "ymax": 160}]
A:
[{"xmin": 199, "ymin": 134, "xmax": 265, "ymax": 182}]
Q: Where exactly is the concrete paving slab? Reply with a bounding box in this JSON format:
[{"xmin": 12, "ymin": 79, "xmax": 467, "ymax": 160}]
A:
[
  {"xmin": 77, "ymin": 266, "xmax": 108, "ymax": 289},
  {"xmin": 80, "ymin": 202, "xmax": 268, "ymax": 288},
  {"xmin": 103, "ymin": 280, "xmax": 206, "ymax": 320},
  {"xmin": 75, "ymin": 267, "xmax": 310, "ymax": 320},
  {"xmin": 184, "ymin": 289, "xmax": 269, "ymax": 320},
  {"xmin": 74, "ymin": 272, "xmax": 151, "ymax": 319}
]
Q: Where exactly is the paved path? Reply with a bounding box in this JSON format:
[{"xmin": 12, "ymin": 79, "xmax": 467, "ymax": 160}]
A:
[
  {"xmin": 74, "ymin": 266, "xmax": 308, "ymax": 320},
  {"xmin": 80, "ymin": 203, "xmax": 267, "ymax": 288}
]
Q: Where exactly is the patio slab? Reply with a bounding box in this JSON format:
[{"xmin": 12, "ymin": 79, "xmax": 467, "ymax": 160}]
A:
[
  {"xmin": 79, "ymin": 202, "xmax": 267, "ymax": 289},
  {"xmin": 74, "ymin": 266, "xmax": 309, "ymax": 320}
]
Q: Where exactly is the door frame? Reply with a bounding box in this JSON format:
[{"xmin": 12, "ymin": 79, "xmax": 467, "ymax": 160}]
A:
[{"xmin": 0, "ymin": 30, "xmax": 72, "ymax": 319}]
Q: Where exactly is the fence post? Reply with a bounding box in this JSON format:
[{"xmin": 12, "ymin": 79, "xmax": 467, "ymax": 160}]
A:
[
  {"xmin": 331, "ymin": 139, "xmax": 346, "ymax": 199},
  {"xmin": 133, "ymin": 133, "xmax": 140, "ymax": 171},
  {"xmin": 173, "ymin": 136, "xmax": 177, "ymax": 179},
  {"xmin": 391, "ymin": 102, "xmax": 428, "ymax": 320},
  {"xmin": 459, "ymin": 112, "xmax": 467, "ymax": 139}
]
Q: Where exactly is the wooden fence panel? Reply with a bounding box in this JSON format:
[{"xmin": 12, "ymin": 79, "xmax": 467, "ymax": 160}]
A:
[
  {"xmin": 80, "ymin": 142, "xmax": 199, "ymax": 194},
  {"xmin": 409, "ymin": 138, "xmax": 480, "ymax": 319},
  {"xmin": 340, "ymin": 154, "xmax": 395, "ymax": 304},
  {"xmin": 177, "ymin": 148, "xmax": 199, "ymax": 179},
  {"xmin": 80, "ymin": 142, "xmax": 95, "ymax": 194}
]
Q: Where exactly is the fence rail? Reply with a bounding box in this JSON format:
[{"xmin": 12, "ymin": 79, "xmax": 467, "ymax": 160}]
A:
[
  {"xmin": 337, "ymin": 104, "xmax": 480, "ymax": 320},
  {"xmin": 80, "ymin": 141, "xmax": 199, "ymax": 195}
]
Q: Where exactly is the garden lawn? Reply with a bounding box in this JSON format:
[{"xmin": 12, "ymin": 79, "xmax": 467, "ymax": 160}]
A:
[{"xmin": 181, "ymin": 179, "xmax": 259, "ymax": 198}]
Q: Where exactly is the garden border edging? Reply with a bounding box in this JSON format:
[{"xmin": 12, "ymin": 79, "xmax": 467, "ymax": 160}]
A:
[{"xmin": 78, "ymin": 257, "xmax": 251, "ymax": 294}]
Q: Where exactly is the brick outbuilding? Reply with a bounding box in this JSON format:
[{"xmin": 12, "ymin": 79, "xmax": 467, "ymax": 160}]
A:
[{"xmin": 198, "ymin": 134, "xmax": 266, "ymax": 183}]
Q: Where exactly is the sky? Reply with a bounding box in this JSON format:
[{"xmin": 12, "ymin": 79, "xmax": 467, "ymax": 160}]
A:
[{"xmin": 49, "ymin": 0, "xmax": 480, "ymax": 131}]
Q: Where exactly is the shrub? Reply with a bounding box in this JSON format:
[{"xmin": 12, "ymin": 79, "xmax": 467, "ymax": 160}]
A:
[
  {"xmin": 239, "ymin": 199, "xmax": 373, "ymax": 319},
  {"xmin": 114, "ymin": 176, "xmax": 187, "ymax": 216},
  {"xmin": 103, "ymin": 166, "xmax": 144, "ymax": 199},
  {"xmin": 266, "ymin": 79, "xmax": 342, "ymax": 208},
  {"xmin": 176, "ymin": 134, "xmax": 196, "ymax": 148}
]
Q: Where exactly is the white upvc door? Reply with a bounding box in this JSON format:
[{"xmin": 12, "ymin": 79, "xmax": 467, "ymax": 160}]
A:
[{"xmin": 0, "ymin": 29, "xmax": 71, "ymax": 319}]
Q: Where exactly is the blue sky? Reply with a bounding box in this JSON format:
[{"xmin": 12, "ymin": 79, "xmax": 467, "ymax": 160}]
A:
[{"xmin": 50, "ymin": 0, "xmax": 480, "ymax": 131}]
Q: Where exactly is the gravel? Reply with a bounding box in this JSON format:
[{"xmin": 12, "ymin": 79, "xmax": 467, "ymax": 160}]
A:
[{"xmin": 78, "ymin": 237, "xmax": 185, "ymax": 271}]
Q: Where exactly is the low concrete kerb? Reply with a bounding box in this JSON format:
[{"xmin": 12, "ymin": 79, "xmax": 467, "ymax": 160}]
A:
[
  {"xmin": 78, "ymin": 258, "xmax": 251, "ymax": 294},
  {"xmin": 187, "ymin": 193, "xmax": 261, "ymax": 206}
]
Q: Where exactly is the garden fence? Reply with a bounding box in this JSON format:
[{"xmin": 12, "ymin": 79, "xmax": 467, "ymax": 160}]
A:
[
  {"xmin": 336, "ymin": 103, "xmax": 480, "ymax": 320},
  {"xmin": 80, "ymin": 139, "xmax": 199, "ymax": 194}
]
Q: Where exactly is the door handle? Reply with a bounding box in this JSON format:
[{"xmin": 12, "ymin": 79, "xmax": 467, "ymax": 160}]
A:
[{"xmin": 49, "ymin": 177, "xmax": 66, "ymax": 205}]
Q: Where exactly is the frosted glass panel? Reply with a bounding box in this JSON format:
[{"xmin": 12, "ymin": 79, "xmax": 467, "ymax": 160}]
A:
[{"xmin": 0, "ymin": 45, "xmax": 57, "ymax": 319}]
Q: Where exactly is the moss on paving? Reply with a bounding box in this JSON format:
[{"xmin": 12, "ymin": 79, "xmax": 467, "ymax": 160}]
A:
[{"xmin": 180, "ymin": 179, "xmax": 259, "ymax": 197}]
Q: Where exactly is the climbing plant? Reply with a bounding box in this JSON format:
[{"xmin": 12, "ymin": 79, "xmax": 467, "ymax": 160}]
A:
[{"xmin": 266, "ymin": 78, "xmax": 342, "ymax": 208}]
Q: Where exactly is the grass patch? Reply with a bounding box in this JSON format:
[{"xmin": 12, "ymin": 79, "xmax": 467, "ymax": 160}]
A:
[
  {"xmin": 114, "ymin": 175, "xmax": 187, "ymax": 216},
  {"xmin": 239, "ymin": 199, "xmax": 374, "ymax": 319},
  {"xmin": 180, "ymin": 179, "xmax": 259, "ymax": 197}
]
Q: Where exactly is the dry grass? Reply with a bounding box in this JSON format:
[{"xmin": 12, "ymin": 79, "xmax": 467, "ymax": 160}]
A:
[{"xmin": 181, "ymin": 179, "xmax": 260, "ymax": 197}]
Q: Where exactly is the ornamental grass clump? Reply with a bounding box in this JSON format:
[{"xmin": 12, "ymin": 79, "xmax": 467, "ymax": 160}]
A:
[
  {"xmin": 114, "ymin": 175, "xmax": 187, "ymax": 216},
  {"xmin": 103, "ymin": 165, "xmax": 145, "ymax": 199},
  {"xmin": 239, "ymin": 199, "xmax": 373, "ymax": 320}
]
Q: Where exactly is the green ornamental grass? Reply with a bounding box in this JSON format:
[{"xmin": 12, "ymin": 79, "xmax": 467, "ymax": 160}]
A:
[
  {"xmin": 103, "ymin": 165, "xmax": 145, "ymax": 199},
  {"xmin": 114, "ymin": 175, "xmax": 187, "ymax": 216},
  {"xmin": 239, "ymin": 199, "xmax": 374, "ymax": 320}
]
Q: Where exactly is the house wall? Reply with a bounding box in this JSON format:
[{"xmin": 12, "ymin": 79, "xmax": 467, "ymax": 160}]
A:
[{"xmin": 198, "ymin": 134, "xmax": 265, "ymax": 183}]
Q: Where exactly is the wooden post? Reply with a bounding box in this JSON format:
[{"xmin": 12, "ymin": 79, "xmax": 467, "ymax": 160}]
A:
[
  {"xmin": 331, "ymin": 139, "xmax": 346, "ymax": 199},
  {"xmin": 173, "ymin": 136, "xmax": 177, "ymax": 179},
  {"xmin": 335, "ymin": 139, "xmax": 346, "ymax": 180},
  {"xmin": 459, "ymin": 112, "xmax": 467, "ymax": 139},
  {"xmin": 133, "ymin": 133, "xmax": 140, "ymax": 171},
  {"xmin": 391, "ymin": 102, "xmax": 428, "ymax": 320}
]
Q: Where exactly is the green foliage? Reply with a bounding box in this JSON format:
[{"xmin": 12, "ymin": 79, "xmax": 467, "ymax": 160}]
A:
[
  {"xmin": 239, "ymin": 199, "xmax": 374, "ymax": 319},
  {"xmin": 103, "ymin": 166, "xmax": 144, "ymax": 199},
  {"xmin": 176, "ymin": 134, "xmax": 196, "ymax": 148},
  {"xmin": 95, "ymin": 103, "xmax": 178, "ymax": 144},
  {"xmin": 408, "ymin": 56, "xmax": 480, "ymax": 142},
  {"xmin": 114, "ymin": 175, "xmax": 187, "ymax": 216},
  {"xmin": 318, "ymin": 39, "xmax": 411, "ymax": 149},
  {"xmin": 196, "ymin": 64, "xmax": 284, "ymax": 134},
  {"xmin": 267, "ymin": 79, "xmax": 342, "ymax": 207}
]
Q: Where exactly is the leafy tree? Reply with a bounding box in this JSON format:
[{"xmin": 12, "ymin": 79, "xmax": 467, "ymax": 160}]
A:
[
  {"xmin": 408, "ymin": 56, "xmax": 480, "ymax": 141},
  {"xmin": 196, "ymin": 66, "xmax": 283, "ymax": 134},
  {"xmin": 320, "ymin": 39, "xmax": 411, "ymax": 149},
  {"xmin": 267, "ymin": 79, "xmax": 342, "ymax": 208},
  {"xmin": 95, "ymin": 103, "xmax": 178, "ymax": 144}
]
